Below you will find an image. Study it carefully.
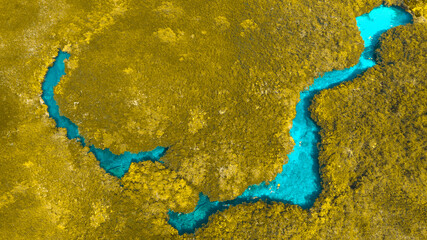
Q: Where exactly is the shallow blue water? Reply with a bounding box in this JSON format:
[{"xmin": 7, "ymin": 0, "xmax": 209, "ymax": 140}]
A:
[
  {"xmin": 168, "ymin": 5, "xmax": 412, "ymax": 234},
  {"xmin": 42, "ymin": 53, "xmax": 167, "ymax": 178},
  {"xmin": 42, "ymin": 4, "xmax": 411, "ymax": 235}
]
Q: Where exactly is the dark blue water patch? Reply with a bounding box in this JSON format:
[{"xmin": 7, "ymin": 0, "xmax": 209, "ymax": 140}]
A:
[
  {"xmin": 42, "ymin": 51, "xmax": 167, "ymax": 178},
  {"xmin": 168, "ymin": 5, "xmax": 412, "ymax": 234}
]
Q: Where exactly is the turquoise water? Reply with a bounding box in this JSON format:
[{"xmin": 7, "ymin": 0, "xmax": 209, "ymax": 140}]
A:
[
  {"xmin": 42, "ymin": 53, "xmax": 167, "ymax": 178},
  {"xmin": 168, "ymin": 5, "xmax": 412, "ymax": 234},
  {"xmin": 42, "ymin": 4, "xmax": 411, "ymax": 235}
]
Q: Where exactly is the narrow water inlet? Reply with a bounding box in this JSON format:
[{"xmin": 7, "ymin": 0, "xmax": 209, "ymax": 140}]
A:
[
  {"xmin": 40, "ymin": 4, "xmax": 412, "ymax": 235},
  {"xmin": 42, "ymin": 52, "xmax": 167, "ymax": 178},
  {"xmin": 168, "ymin": 5, "xmax": 412, "ymax": 234}
]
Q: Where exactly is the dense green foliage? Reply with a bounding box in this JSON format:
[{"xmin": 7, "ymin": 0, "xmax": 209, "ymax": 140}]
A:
[
  {"xmin": 310, "ymin": 22, "xmax": 426, "ymax": 238},
  {"xmin": 403, "ymin": 0, "xmax": 427, "ymax": 19},
  {"xmin": 0, "ymin": 1, "xmax": 190, "ymax": 238},
  {"xmin": 192, "ymin": 201, "xmax": 311, "ymax": 239},
  {"xmin": 0, "ymin": 0, "xmax": 425, "ymax": 239},
  {"xmin": 191, "ymin": 22, "xmax": 426, "ymax": 240},
  {"xmin": 55, "ymin": 0, "xmax": 366, "ymax": 201},
  {"xmin": 121, "ymin": 161, "xmax": 199, "ymax": 213},
  {"xmin": 93, "ymin": 161, "xmax": 199, "ymax": 239}
]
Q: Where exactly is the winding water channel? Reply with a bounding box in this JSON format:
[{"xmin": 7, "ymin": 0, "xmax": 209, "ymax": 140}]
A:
[
  {"xmin": 42, "ymin": 59, "xmax": 167, "ymax": 178},
  {"xmin": 42, "ymin": 5, "xmax": 412, "ymax": 235}
]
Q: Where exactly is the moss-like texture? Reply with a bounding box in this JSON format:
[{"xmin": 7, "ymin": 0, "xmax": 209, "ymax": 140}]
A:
[
  {"xmin": 1, "ymin": 0, "xmax": 425, "ymax": 239},
  {"xmin": 403, "ymin": 0, "xmax": 427, "ymax": 20},
  {"xmin": 121, "ymin": 161, "xmax": 199, "ymax": 214},
  {"xmin": 310, "ymin": 22, "xmax": 426, "ymax": 238},
  {"xmin": 192, "ymin": 22, "xmax": 426, "ymax": 240},
  {"xmin": 95, "ymin": 161, "xmax": 199, "ymax": 239},
  {"xmin": 191, "ymin": 201, "xmax": 311, "ymax": 239},
  {"xmin": 0, "ymin": 1, "xmax": 196, "ymax": 238},
  {"xmin": 55, "ymin": 0, "xmax": 365, "ymax": 201}
]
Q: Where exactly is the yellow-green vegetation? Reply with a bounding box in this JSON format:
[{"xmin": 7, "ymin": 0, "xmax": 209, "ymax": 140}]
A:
[
  {"xmin": 121, "ymin": 161, "xmax": 199, "ymax": 214},
  {"xmin": 402, "ymin": 0, "xmax": 427, "ymax": 20},
  {"xmin": 310, "ymin": 22, "xmax": 427, "ymax": 238},
  {"xmin": 0, "ymin": 121, "xmax": 120, "ymax": 239},
  {"xmin": 0, "ymin": 0, "xmax": 196, "ymax": 239},
  {"xmin": 1, "ymin": 0, "xmax": 426, "ymax": 239},
  {"xmin": 94, "ymin": 161, "xmax": 199, "ymax": 239},
  {"xmin": 191, "ymin": 201, "xmax": 311, "ymax": 239},
  {"xmin": 55, "ymin": 0, "xmax": 367, "ymax": 201},
  {"xmin": 191, "ymin": 22, "xmax": 426, "ymax": 239},
  {"xmin": 353, "ymin": 0, "xmax": 427, "ymax": 20}
]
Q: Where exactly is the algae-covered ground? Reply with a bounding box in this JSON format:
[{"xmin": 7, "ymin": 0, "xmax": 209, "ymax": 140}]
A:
[{"xmin": 0, "ymin": 0, "xmax": 425, "ymax": 239}]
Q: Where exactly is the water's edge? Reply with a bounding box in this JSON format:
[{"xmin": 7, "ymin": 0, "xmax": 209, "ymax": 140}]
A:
[
  {"xmin": 167, "ymin": 5, "xmax": 412, "ymax": 234},
  {"xmin": 41, "ymin": 52, "xmax": 167, "ymax": 178},
  {"xmin": 41, "ymin": 5, "xmax": 412, "ymax": 235}
]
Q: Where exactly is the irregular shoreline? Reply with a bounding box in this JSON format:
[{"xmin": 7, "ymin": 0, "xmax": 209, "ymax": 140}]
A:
[
  {"xmin": 168, "ymin": 5, "xmax": 412, "ymax": 234},
  {"xmin": 40, "ymin": 4, "xmax": 412, "ymax": 236}
]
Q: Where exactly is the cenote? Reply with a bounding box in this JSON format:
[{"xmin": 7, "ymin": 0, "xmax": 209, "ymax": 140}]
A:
[{"xmin": 42, "ymin": 5, "xmax": 412, "ymax": 235}]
